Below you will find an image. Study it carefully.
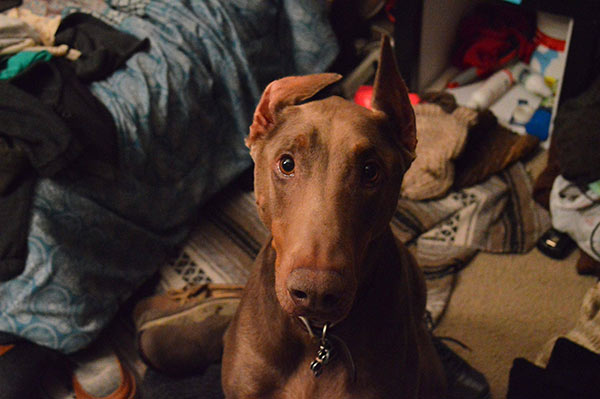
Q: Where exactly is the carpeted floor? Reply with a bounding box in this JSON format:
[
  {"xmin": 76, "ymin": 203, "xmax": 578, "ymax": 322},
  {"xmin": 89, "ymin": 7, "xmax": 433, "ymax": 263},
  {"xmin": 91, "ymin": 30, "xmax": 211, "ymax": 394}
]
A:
[
  {"xmin": 435, "ymin": 219, "xmax": 598, "ymax": 398},
  {"xmin": 434, "ymin": 149, "xmax": 599, "ymax": 398},
  {"xmin": 109, "ymin": 149, "xmax": 599, "ymax": 399}
]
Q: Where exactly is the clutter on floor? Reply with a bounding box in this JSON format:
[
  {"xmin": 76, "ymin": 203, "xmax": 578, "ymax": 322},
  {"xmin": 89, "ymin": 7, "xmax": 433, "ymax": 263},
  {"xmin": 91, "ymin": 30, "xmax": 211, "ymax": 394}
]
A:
[
  {"xmin": 1, "ymin": 0, "xmax": 599, "ymax": 397},
  {"xmin": 507, "ymin": 338, "xmax": 600, "ymax": 399},
  {"xmin": 440, "ymin": 3, "xmax": 570, "ymax": 141}
]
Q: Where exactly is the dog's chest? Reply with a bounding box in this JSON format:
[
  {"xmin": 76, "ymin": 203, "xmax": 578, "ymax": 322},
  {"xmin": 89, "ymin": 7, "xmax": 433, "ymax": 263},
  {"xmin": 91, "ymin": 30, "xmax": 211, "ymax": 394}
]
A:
[{"xmin": 275, "ymin": 356, "xmax": 357, "ymax": 399}]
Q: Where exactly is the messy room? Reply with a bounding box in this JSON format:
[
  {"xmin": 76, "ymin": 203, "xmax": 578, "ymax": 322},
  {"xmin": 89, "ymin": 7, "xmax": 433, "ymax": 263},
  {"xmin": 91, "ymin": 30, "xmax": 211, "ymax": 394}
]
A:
[{"xmin": 1, "ymin": 0, "xmax": 599, "ymax": 398}]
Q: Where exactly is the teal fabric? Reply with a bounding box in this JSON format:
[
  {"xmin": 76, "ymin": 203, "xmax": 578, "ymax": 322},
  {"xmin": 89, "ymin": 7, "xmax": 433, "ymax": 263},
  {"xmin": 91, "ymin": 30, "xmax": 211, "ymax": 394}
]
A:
[
  {"xmin": 0, "ymin": 51, "xmax": 52, "ymax": 79},
  {"xmin": 589, "ymin": 180, "xmax": 600, "ymax": 196}
]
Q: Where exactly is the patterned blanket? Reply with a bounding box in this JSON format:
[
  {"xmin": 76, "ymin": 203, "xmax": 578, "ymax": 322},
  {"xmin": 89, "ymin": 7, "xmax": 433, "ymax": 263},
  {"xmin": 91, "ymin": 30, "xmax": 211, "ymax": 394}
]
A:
[{"xmin": 396, "ymin": 162, "xmax": 551, "ymax": 273}]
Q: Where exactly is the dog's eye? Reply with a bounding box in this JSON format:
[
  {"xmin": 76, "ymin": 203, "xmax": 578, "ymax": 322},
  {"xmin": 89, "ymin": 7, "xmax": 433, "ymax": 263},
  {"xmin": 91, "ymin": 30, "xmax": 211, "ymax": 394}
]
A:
[
  {"xmin": 279, "ymin": 155, "xmax": 295, "ymax": 175},
  {"xmin": 363, "ymin": 161, "xmax": 380, "ymax": 184}
]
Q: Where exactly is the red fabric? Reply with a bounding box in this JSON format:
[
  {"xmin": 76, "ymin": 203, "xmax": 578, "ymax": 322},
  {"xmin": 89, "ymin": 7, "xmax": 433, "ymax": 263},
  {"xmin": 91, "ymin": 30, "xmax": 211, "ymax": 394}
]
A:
[{"xmin": 452, "ymin": 4, "xmax": 536, "ymax": 78}]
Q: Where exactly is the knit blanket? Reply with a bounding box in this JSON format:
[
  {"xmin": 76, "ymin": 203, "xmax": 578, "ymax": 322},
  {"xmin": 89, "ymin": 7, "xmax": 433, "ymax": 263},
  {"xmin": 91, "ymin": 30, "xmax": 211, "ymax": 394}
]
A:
[
  {"xmin": 401, "ymin": 103, "xmax": 478, "ymax": 200},
  {"xmin": 159, "ymin": 162, "xmax": 550, "ymax": 324}
]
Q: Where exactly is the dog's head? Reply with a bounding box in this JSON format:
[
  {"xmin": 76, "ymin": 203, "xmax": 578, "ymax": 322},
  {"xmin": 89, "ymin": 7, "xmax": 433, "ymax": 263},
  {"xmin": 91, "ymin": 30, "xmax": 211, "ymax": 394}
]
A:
[{"xmin": 246, "ymin": 37, "xmax": 416, "ymax": 327}]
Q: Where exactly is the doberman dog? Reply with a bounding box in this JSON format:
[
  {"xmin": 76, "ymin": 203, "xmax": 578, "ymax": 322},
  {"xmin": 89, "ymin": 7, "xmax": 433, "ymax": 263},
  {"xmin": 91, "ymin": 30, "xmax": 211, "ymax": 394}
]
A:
[{"xmin": 221, "ymin": 37, "xmax": 447, "ymax": 399}]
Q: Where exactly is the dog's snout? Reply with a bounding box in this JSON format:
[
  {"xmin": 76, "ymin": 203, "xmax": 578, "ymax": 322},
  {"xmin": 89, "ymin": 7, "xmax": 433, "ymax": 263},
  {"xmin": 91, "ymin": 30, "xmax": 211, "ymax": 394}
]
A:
[{"xmin": 286, "ymin": 268, "xmax": 345, "ymax": 316}]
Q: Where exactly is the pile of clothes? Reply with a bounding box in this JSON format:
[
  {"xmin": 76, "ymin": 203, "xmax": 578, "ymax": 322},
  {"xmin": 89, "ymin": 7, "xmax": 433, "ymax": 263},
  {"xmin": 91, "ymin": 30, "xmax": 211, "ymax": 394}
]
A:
[
  {"xmin": 534, "ymin": 75, "xmax": 600, "ymax": 278},
  {"xmin": 0, "ymin": 7, "xmax": 148, "ymax": 281},
  {"xmin": 396, "ymin": 93, "xmax": 545, "ymax": 268}
]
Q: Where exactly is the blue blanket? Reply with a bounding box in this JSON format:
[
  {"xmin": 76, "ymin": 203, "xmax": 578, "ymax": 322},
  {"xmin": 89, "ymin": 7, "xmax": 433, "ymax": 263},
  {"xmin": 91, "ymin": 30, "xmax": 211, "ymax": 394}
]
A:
[{"xmin": 0, "ymin": 0, "xmax": 338, "ymax": 353}]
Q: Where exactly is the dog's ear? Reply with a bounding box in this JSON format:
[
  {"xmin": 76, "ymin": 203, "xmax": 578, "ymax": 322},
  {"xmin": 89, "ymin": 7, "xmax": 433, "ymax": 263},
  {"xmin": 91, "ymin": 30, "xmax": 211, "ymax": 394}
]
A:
[
  {"xmin": 371, "ymin": 36, "xmax": 416, "ymax": 153},
  {"xmin": 246, "ymin": 73, "xmax": 342, "ymax": 148}
]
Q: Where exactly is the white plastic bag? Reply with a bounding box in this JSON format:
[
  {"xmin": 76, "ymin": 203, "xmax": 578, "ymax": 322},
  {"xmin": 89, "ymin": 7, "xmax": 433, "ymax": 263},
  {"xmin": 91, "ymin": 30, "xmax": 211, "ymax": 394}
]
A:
[{"xmin": 551, "ymin": 175, "xmax": 600, "ymax": 261}]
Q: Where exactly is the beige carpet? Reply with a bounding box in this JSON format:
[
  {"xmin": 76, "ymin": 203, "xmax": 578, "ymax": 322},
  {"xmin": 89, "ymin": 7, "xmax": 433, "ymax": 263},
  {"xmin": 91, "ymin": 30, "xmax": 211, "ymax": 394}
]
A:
[
  {"xmin": 435, "ymin": 150, "xmax": 599, "ymax": 398},
  {"xmin": 435, "ymin": 247, "xmax": 597, "ymax": 398}
]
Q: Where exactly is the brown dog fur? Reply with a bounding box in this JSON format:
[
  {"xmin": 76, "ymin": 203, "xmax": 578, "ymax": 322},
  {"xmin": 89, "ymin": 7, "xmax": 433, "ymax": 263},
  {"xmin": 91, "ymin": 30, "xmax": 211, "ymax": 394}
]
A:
[{"xmin": 221, "ymin": 37, "xmax": 446, "ymax": 399}]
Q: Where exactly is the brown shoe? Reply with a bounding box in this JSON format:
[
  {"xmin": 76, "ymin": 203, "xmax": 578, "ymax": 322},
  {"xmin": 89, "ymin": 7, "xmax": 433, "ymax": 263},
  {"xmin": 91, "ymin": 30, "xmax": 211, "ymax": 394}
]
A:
[{"xmin": 133, "ymin": 283, "xmax": 243, "ymax": 376}]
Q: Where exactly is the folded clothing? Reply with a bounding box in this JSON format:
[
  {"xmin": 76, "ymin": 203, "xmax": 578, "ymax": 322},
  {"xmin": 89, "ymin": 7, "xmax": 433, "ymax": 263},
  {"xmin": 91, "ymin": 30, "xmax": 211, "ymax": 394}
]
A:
[
  {"xmin": 401, "ymin": 103, "xmax": 478, "ymax": 200},
  {"xmin": 418, "ymin": 94, "xmax": 541, "ymax": 192}
]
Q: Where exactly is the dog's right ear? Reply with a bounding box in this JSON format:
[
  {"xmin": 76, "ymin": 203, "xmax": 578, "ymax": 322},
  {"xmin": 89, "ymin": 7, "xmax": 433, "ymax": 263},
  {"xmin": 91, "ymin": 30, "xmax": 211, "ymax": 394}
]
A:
[{"xmin": 246, "ymin": 73, "xmax": 342, "ymax": 148}]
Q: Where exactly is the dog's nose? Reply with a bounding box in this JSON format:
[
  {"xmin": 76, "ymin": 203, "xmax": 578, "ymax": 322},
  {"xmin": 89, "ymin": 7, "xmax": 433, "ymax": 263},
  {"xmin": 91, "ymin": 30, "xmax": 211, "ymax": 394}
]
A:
[
  {"xmin": 286, "ymin": 268, "xmax": 344, "ymax": 315},
  {"xmin": 289, "ymin": 288, "xmax": 341, "ymax": 310}
]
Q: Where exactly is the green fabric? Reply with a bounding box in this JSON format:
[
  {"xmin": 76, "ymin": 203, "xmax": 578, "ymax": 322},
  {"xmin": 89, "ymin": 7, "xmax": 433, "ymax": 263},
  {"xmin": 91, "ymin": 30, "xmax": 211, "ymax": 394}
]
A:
[
  {"xmin": 0, "ymin": 51, "xmax": 52, "ymax": 80},
  {"xmin": 589, "ymin": 180, "xmax": 600, "ymax": 196}
]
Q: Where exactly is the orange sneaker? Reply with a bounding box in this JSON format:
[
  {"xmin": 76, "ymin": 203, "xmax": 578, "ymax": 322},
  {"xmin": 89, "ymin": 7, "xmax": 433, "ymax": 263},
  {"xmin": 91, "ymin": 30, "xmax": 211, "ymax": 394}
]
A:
[{"xmin": 70, "ymin": 342, "xmax": 137, "ymax": 399}]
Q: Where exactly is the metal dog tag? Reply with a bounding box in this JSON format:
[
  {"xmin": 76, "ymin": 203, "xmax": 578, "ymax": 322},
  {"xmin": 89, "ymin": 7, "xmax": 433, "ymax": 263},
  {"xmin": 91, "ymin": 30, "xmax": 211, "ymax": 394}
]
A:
[{"xmin": 310, "ymin": 324, "xmax": 333, "ymax": 377}]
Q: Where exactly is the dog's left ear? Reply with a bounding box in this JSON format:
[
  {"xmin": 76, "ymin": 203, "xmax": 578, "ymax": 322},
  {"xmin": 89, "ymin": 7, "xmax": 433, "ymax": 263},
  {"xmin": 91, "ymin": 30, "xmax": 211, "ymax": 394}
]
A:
[
  {"xmin": 371, "ymin": 36, "xmax": 417, "ymax": 153},
  {"xmin": 246, "ymin": 73, "xmax": 342, "ymax": 148}
]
